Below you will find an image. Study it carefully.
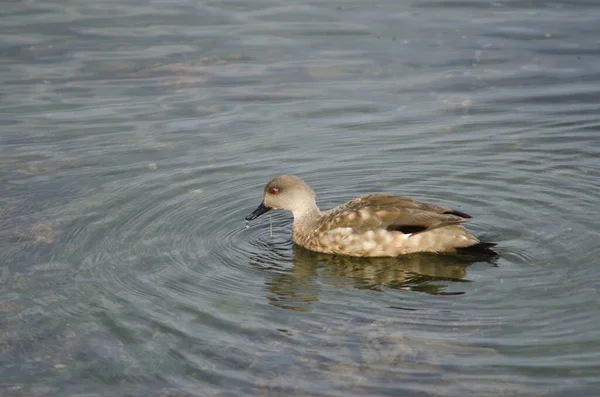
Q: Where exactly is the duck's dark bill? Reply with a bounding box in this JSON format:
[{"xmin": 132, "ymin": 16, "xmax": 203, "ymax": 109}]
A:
[{"xmin": 245, "ymin": 202, "xmax": 271, "ymax": 221}]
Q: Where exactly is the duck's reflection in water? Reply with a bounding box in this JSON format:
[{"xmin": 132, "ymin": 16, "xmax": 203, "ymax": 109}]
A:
[{"xmin": 255, "ymin": 245, "xmax": 496, "ymax": 311}]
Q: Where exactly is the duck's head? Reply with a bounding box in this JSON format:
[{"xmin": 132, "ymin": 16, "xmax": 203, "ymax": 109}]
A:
[{"xmin": 245, "ymin": 174, "xmax": 317, "ymax": 221}]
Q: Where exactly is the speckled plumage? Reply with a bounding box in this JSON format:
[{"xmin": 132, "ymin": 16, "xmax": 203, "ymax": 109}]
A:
[{"xmin": 246, "ymin": 175, "xmax": 494, "ymax": 257}]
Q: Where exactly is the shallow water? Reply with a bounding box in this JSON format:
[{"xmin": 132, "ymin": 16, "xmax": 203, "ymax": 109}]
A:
[{"xmin": 2, "ymin": 0, "xmax": 600, "ymax": 396}]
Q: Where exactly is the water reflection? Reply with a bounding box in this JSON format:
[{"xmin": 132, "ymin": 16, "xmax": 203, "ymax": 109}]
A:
[{"xmin": 258, "ymin": 245, "xmax": 496, "ymax": 311}]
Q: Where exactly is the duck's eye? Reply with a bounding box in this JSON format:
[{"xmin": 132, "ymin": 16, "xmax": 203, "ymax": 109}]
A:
[{"xmin": 270, "ymin": 187, "xmax": 279, "ymax": 194}]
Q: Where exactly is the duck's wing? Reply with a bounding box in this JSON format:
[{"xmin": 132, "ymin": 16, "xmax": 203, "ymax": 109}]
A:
[{"xmin": 319, "ymin": 194, "xmax": 471, "ymax": 234}]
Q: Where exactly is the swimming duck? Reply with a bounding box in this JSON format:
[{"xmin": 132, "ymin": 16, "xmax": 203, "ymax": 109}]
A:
[{"xmin": 245, "ymin": 175, "xmax": 496, "ymax": 257}]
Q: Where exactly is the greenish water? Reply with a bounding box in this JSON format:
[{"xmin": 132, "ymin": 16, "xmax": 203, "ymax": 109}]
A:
[{"xmin": 1, "ymin": 1, "xmax": 600, "ymax": 396}]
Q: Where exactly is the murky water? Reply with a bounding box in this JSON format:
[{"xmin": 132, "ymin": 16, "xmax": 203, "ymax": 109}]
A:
[{"xmin": 2, "ymin": 0, "xmax": 600, "ymax": 396}]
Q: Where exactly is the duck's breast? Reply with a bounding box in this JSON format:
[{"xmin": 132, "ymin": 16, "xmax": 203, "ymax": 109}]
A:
[{"xmin": 314, "ymin": 227, "xmax": 410, "ymax": 256}]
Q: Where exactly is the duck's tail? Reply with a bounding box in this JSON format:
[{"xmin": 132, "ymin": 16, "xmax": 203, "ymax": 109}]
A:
[{"xmin": 456, "ymin": 242, "xmax": 498, "ymax": 258}]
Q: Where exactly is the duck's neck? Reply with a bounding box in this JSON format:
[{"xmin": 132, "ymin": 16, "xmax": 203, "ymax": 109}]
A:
[{"xmin": 291, "ymin": 201, "xmax": 321, "ymax": 233}]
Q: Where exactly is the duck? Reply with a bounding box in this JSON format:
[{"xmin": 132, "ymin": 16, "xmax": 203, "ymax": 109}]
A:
[{"xmin": 245, "ymin": 174, "xmax": 496, "ymax": 257}]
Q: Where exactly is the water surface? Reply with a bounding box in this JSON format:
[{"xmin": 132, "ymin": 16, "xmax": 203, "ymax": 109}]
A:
[{"xmin": 2, "ymin": 0, "xmax": 600, "ymax": 396}]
